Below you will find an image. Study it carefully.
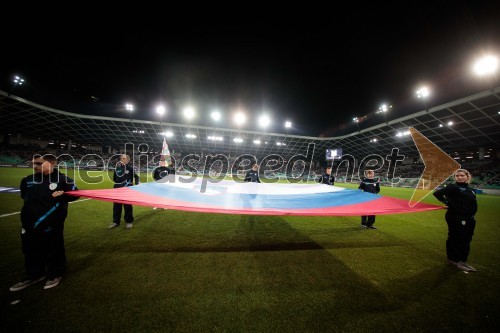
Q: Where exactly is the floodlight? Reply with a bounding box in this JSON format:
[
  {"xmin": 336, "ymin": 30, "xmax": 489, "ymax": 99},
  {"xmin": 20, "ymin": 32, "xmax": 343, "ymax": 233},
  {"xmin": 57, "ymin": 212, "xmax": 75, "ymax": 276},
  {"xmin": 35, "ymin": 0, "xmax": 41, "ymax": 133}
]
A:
[
  {"xmin": 473, "ymin": 55, "xmax": 498, "ymax": 76},
  {"xmin": 233, "ymin": 112, "xmax": 246, "ymax": 126},
  {"xmin": 183, "ymin": 106, "xmax": 195, "ymax": 120},
  {"xmin": 258, "ymin": 114, "xmax": 271, "ymax": 128},
  {"xmin": 156, "ymin": 105, "xmax": 166, "ymax": 116},
  {"xmin": 416, "ymin": 87, "xmax": 430, "ymax": 98},
  {"xmin": 211, "ymin": 111, "xmax": 221, "ymax": 121}
]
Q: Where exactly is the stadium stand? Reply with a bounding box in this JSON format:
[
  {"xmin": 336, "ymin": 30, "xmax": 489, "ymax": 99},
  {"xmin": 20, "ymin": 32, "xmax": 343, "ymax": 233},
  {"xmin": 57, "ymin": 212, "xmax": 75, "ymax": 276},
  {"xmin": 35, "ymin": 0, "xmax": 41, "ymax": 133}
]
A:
[{"xmin": 1, "ymin": 87, "xmax": 499, "ymax": 188}]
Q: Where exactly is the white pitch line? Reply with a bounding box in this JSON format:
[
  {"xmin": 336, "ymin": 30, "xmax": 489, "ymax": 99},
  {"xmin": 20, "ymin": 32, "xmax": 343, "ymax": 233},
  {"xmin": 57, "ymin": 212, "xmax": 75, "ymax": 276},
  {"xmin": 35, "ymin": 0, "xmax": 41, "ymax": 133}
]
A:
[
  {"xmin": 0, "ymin": 198, "xmax": 91, "ymax": 218},
  {"xmin": 0, "ymin": 212, "xmax": 20, "ymax": 218},
  {"xmin": 69, "ymin": 198, "xmax": 91, "ymax": 204}
]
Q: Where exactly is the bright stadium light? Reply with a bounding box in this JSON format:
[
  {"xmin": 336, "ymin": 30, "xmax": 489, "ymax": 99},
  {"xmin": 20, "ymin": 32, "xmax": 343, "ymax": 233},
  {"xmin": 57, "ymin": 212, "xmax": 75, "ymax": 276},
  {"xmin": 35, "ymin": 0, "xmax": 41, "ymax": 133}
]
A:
[
  {"xmin": 416, "ymin": 86, "xmax": 431, "ymax": 112},
  {"xmin": 377, "ymin": 103, "xmax": 392, "ymax": 123},
  {"xmin": 473, "ymin": 55, "xmax": 498, "ymax": 76},
  {"xmin": 258, "ymin": 114, "xmax": 271, "ymax": 128},
  {"xmin": 416, "ymin": 87, "xmax": 430, "ymax": 99},
  {"xmin": 9, "ymin": 75, "xmax": 25, "ymax": 96},
  {"xmin": 125, "ymin": 103, "xmax": 134, "ymax": 120},
  {"xmin": 283, "ymin": 121, "xmax": 292, "ymax": 143},
  {"xmin": 156, "ymin": 105, "xmax": 166, "ymax": 116},
  {"xmin": 211, "ymin": 110, "xmax": 221, "ymax": 121},
  {"xmin": 183, "ymin": 106, "xmax": 195, "ymax": 120},
  {"xmin": 233, "ymin": 111, "xmax": 246, "ymax": 127},
  {"xmin": 353, "ymin": 116, "xmax": 361, "ymax": 132},
  {"xmin": 13, "ymin": 75, "xmax": 24, "ymax": 86},
  {"xmin": 156, "ymin": 104, "xmax": 166, "ymax": 132},
  {"xmin": 378, "ymin": 104, "xmax": 391, "ymax": 113}
]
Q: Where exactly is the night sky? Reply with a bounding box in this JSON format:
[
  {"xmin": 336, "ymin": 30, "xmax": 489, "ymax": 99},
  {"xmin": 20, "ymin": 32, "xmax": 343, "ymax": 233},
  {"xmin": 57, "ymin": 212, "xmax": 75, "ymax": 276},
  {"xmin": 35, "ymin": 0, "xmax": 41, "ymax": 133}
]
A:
[{"xmin": 1, "ymin": 2, "xmax": 498, "ymax": 137}]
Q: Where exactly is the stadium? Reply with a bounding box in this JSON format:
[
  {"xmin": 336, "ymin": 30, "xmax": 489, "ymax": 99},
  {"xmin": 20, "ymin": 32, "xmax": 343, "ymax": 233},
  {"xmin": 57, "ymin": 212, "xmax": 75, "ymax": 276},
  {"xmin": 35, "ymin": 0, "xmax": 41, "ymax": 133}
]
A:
[
  {"xmin": 1, "ymin": 82, "xmax": 499, "ymax": 332},
  {"xmin": 1, "ymin": 86, "xmax": 499, "ymax": 188}
]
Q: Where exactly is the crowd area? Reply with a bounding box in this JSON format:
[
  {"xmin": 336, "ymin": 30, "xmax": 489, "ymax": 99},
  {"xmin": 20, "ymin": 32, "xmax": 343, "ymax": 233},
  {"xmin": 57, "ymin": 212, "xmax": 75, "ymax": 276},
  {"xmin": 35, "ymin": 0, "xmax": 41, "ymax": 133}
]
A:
[{"xmin": 1, "ymin": 143, "xmax": 499, "ymax": 188}]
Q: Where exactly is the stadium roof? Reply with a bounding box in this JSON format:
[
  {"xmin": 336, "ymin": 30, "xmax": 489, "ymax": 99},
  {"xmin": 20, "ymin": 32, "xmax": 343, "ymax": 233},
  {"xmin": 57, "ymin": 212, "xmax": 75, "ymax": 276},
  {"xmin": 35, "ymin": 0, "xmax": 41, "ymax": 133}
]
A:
[{"xmin": 1, "ymin": 87, "xmax": 499, "ymax": 162}]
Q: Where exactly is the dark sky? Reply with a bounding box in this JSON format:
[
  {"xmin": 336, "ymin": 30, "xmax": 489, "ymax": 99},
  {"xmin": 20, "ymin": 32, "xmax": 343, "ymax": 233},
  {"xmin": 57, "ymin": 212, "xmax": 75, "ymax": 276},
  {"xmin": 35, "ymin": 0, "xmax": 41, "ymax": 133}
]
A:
[{"xmin": 1, "ymin": 2, "xmax": 499, "ymax": 137}]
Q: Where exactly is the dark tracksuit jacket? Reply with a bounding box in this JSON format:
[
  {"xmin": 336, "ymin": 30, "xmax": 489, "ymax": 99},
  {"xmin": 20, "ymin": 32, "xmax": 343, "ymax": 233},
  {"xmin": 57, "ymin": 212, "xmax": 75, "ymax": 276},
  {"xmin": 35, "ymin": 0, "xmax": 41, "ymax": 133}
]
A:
[
  {"xmin": 433, "ymin": 183, "xmax": 477, "ymax": 262},
  {"xmin": 358, "ymin": 177, "xmax": 380, "ymax": 226},
  {"xmin": 153, "ymin": 166, "xmax": 176, "ymax": 181},
  {"xmin": 113, "ymin": 163, "xmax": 140, "ymax": 223},
  {"xmin": 319, "ymin": 172, "xmax": 335, "ymax": 185},
  {"xmin": 20, "ymin": 170, "xmax": 79, "ymax": 280},
  {"xmin": 245, "ymin": 170, "xmax": 261, "ymax": 183}
]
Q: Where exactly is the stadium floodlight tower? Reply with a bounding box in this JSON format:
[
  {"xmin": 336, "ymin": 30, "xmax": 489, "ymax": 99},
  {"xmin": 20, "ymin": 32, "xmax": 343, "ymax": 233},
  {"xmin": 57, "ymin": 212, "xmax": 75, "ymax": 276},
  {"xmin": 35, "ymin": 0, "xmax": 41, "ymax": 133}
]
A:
[
  {"xmin": 377, "ymin": 103, "xmax": 392, "ymax": 124},
  {"xmin": 231, "ymin": 111, "xmax": 246, "ymax": 158},
  {"xmin": 353, "ymin": 117, "xmax": 360, "ymax": 132},
  {"xmin": 125, "ymin": 103, "xmax": 134, "ymax": 121},
  {"xmin": 210, "ymin": 110, "xmax": 222, "ymax": 144},
  {"xmin": 473, "ymin": 54, "xmax": 498, "ymax": 76},
  {"xmin": 156, "ymin": 104, "xmax": 166, "ymax": 133},
  {"xmin": 233, "ymin": 111, "xmax": 246, "ymax": 130},
  {"xmin": 258, "ymin": 114, "xmax": 271, "ymax": 129},
  {"xmin": 211, "ymin": 110, "xmax": 221, "ymax": 122},
  {"xmin": 473, "ymin": 54, "xmax": 499, "ymax": 91},
  {"xmin": 9, "ymin": 75, "xmax": 25, "ymax": 96},
  {"xmin": 284, "ymin": 120, "xmax": 292, "ymax": 142},
  {"xmin": 416, "ymin": 86, "xmax": 431, "ymax": 112},
  {"xmin": 183, "ymin": 106, "xmax": 196, "ymax": 121}
]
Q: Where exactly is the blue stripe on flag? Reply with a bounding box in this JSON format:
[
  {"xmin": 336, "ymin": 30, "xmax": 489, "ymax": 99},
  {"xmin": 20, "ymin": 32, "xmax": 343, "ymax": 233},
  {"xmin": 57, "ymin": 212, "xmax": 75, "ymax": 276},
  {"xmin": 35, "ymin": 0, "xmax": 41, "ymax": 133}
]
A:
[{"xmin": 131, "ymin": 183, "xmax": 378, "ymax": 209}]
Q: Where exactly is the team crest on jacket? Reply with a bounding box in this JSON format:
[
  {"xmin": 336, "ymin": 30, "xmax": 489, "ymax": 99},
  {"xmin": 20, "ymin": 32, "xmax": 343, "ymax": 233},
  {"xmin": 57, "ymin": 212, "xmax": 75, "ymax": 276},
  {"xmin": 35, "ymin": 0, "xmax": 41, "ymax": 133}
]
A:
[{"xmin": 49, "ymin": 183, "xmax": 58, "ymax": 190}]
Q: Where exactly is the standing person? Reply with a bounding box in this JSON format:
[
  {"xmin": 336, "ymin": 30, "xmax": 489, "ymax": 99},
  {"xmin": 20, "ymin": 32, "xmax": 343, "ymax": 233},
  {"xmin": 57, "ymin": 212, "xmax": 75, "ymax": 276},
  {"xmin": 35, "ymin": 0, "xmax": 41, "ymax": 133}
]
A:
[
  {"xmin": 433, "ymin": 169, "xmax": 478, "ymax": 272},
  {"xmin": 10, "ymin": 153, "xmax": 79, "ymax": 291},
  {"xmin": 152, "ymin": 159, "xmax": 175, "ymax": 210},
  {"xmin": 166, "ymin": 161, "xmax": 176, "ymax": 177},
  {"xmin": 358, "ymin": 169, "xmax": 380, "ymax": 229},
  {"xmin": 153, "ymin": 159, "xmax": 175, "ymax": 182},
  {"xmin": 319, "ymin": 166, "xmax": 335, "ymax": 185},
  {"xmin": 245, "ymin": 163, "xmax": 261, "ymax": 183},
  {"xmin": 108, "ymin": 154, "xmax": 140, "ymax": 229}
]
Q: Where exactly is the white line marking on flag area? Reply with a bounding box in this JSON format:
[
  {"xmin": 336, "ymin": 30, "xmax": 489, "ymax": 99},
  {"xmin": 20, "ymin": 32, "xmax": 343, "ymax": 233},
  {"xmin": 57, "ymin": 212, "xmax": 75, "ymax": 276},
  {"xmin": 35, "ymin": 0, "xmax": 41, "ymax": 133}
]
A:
[{"xmin": 0, "ymin": 198, "xmax": 91, "ymax": 218}]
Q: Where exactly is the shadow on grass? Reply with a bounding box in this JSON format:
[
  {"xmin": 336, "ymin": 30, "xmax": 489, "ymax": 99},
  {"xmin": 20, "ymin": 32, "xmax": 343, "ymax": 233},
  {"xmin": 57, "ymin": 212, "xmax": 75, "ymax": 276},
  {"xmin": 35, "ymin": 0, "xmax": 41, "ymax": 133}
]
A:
[{"xmin": 5, "ymin": 212, "xmax": 495, "ymax": 332}]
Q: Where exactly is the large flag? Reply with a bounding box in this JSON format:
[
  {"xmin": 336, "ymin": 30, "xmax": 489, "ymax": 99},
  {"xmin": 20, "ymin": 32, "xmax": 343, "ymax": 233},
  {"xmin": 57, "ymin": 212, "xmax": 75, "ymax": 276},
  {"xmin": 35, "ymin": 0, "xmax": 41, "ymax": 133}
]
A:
[
  {"xmin": 160, "ymin": 137, "xmax": 171, "ymax": 165},
  {"xmin": 67, "ymin": 177, "xmax": 442, "ymax": 216}
]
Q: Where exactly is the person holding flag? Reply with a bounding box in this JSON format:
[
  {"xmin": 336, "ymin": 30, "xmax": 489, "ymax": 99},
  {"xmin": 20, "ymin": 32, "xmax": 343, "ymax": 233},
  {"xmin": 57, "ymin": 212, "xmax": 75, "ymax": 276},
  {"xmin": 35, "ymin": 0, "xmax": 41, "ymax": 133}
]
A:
[
  {"xmin": 154, "ymin": 137, "xmax": 174, "ymax": 181},
  {"xmin": 108, "ymin": 154, "xmax": 140, "ymax": 229},
  {"xmin": 153, "ymin": 159, "xmax": 175, "ymax": 182},
  {"xmin": 152, "ymin": 137, "xmax": 175, "ymax": 209}
]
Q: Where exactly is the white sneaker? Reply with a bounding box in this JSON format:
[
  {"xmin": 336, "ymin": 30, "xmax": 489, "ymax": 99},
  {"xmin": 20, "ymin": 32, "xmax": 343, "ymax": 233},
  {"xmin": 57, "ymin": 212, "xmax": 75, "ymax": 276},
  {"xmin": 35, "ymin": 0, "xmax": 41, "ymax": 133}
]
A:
[
  {"xmin": 10, "ymin": 276, "xmax": 45, "ymax": 292},
  {"xmin": 459, "ymin": 262, "xmax": 477, "ymax": 272},
  {"xmin": 126, "ymin": 223, "xmax": 133, "ymax": 229},
  {"xmin": 108, "ymin": 223, "xmax": 119, "ymax": 229},
  {"xmin": 44, "ymin": 277, "xmax": 62, "ymax": 290},
  {"xmin": 455, "ymin": 262, "xmax": 472, "ymax": 272}
]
